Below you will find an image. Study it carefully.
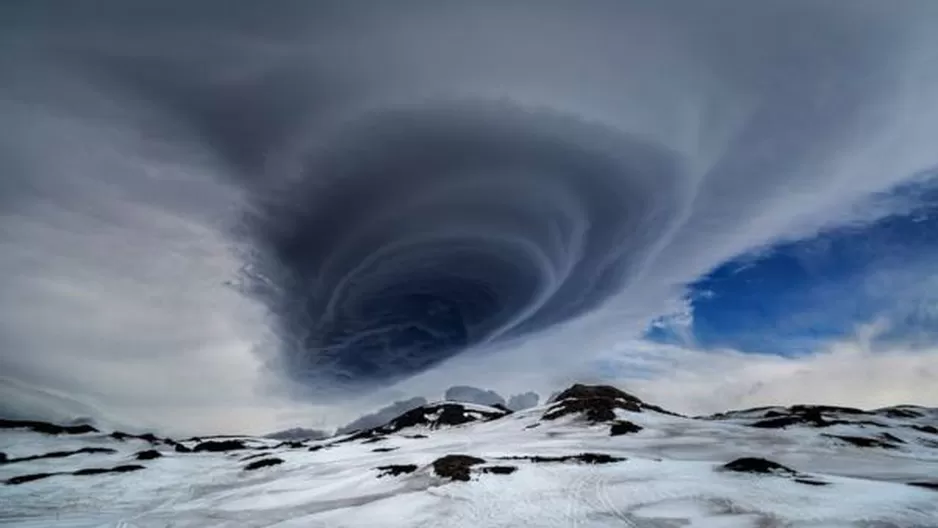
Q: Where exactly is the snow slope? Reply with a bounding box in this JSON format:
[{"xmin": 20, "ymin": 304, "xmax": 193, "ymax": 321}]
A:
[{"xmin": 1, "ymin": 388, "xmax": 937, "ymax": 527}]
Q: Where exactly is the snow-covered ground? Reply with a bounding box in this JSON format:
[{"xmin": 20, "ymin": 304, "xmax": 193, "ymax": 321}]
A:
[{"xmin": 1, "ymin": 388, "xmax": 937, "ymax": 527}]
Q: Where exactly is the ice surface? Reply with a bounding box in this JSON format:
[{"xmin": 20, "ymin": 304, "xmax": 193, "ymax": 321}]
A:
[{"xmin": 1, "ymin": 400, "xmax": 937, "ymax": 527}]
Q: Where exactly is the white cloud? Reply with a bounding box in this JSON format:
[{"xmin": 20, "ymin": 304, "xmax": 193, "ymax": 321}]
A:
[{"xmin": 601, "ymin": 323, "xmax": 938, "ymax": 415}]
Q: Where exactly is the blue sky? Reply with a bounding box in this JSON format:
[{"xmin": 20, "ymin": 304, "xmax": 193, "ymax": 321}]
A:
[{"xmin": 648, "ymin": 175, "xmax": 938, "ymax": 356}]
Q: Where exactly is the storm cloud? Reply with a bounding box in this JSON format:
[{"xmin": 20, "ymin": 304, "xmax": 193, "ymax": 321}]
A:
[{"xmin": 1, "ymin": 1, "xmax": 937, "ymax": 433}]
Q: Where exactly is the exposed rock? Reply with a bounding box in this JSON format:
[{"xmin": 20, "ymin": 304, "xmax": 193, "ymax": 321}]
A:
[
  {"xmin": 749, "ymin": 406, "xmax": 850, "ymax": 428},
  {"xmin": 823, "ymin": 434, "xmax": 900, "ymax": 449},
  {"xmin": 134, "ymin": 449, "xmax": 162, "ymax": 460},
  {"xmin": 499, "ymin": 453, "xmax": 625, "ymax": 464},
  {"xmin": 480, "ymin": 465, "xmax": 517, "ymax": 475},
  {"xmin": 371, "ymin": 447, "xmax": 398, "ymax": 453},
  {"xmin": 72, "ymin": 467, "xmax": 110, "ymax": 476},
  {"xmin": 172, "ymin": 442, "xmax": 191, "ymax": 453},
  {"xmin": 749, "ymin": 416, "xmax": 804, "ymax": 429},
  {"xmin": 432, "ymin": 454, "xmax": 485, "ymax": 481},
  {"xmin": 907, "ymin": 481, "xmax": 938, "ymax": 491},
  {"xmin": 0, "ymin": 418, "xmax": 98, "ymax": 435},
  {"xmin": 879, "ymin": 432, "xmax": 906, "ymax": 444},
  {"xmin": 544, "ymin": 397, "xmax": 627, "ymax": 422},
  {"xmin": 877, "ymin": 407, "xmax": 924, "ymax": 419},
  {"xmin": 376, "ymin": 464, "xmax": 418, "ymax": 477},
  {"xmin": 789, "ymin": 404, "xmax": 868, "ymax": 415},
  {"xmin": 610, "ymin": 420, "xmax": 643, "ymax": 436},
  {"xmin": 240, "ymin": 452, "xmax": 269, "ymax": 462},
  {"xmin": 73, "ymin": 465, "xmax": 145, "ymax": 476},
  {"xmin": 388, "ymin": 403, "xmax": 507, "ymax": 431},
  {"xmin": 308, "ymin": 445, "xmax": 325, "ymax": 452},
  {"xmin": 6, "ymin": 472, "xmax": 60, "ymax": 485},
  {"xmin": 543, "ymin": 384, "xmax": 673, "ymax": 423},
  {"xmin": 722, "ymin": 457, "xmax": 797, "ymax": 476},
  {"xmin": 244, "ymin": 457, "xmax": 283, "ymax": 471},
  {"xmin": 337, "ymin": 397, "xmax": 428, "ymax": 435},
  {"xmin": 193, "ymin": 440, "xmax": 247, "ymax": 452},
  {"xmin": 0, "ymin": 452, "xmax": 6, "ymax": 463},
  {"xmin": 551, "ymin": 384, "xmax": 644, "ymax": 404},
  {"xmin": 339, "ymin": 401, "xmax": 508, "ymax": 442},
  {"xmin": 909, "ymin": 424, "xmax": 938, "ymax": 435},
  {"xmin": 405, "ymin": 434, "xmax": 428, "ymax": 439},
  {"xmin": 111, "ymin": 432, "xmax": 161, "ymax": 443},
  {"xmin": 491, "ymin": 403, "xmax": 513, "ymax": 414},
  {"xmin": 3, "ymin": 447, "xmax": 117, "ymax": 464},
  {"xmin": 794, "ymin": 478, "xmax": 830, "ymax": 486},
  {"xmin": 111, "ymin": 464, "xmax": 146, "ymax": 473}
]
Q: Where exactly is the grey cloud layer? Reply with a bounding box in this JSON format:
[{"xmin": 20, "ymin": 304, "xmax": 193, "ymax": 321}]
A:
[{"xmin": 1, "ymin": 1, "xmax": 936, "ymax": 433}]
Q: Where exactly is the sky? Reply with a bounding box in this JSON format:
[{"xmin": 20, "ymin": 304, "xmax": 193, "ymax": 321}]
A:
[{"xmin": 1, "ymin": 1, "xmax": 938, "ymax": 435}]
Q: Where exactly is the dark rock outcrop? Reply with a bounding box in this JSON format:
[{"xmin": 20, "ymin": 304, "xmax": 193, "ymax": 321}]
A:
[
  {"xmin": 543, "ymin": 384, "xmax": 642, "ymax": 422},
  {"xmin": 244, "ymin": 457, "xmax": 284, "ymax": 471},
  {"xmin": 480, "ymin": 465, "xmax": 517, "ymax": 475},
  {"xmin": 337, "ymin": 402, "xmax": 509, "ymax": 444},
  {"xmin": 72, "ymin": 465, "xmax": 145, "ymax": 476},
  {"xmin": 192, "ymin": 440, "xmax": 247, "ymax": 452},
  {"xmin": 5, "ymin": 463, "xmax": 146, "ymax": 485},
  {"xmin": 909, "ymin": 424, "xmax": 938, "ymax": 435},
  {"xmin": 337, "ymin": 397, "xmax": 428, "ymax": 435},
  {"xmin": 134, "ymin": 449, "xmax": 162, "ymax": 460},
  {"xmin": 389, "ymin": 403, "xmax": 507, "ymax": 431},
  {"xmin": 110, "ymin": 431, "xmax": 162, "ymax": 443},
  {"xmin": 499, "ymin": 453, "xmax": 625, "ymax": 464},
  {"xmin": 551, "ymin": 384, "xmax": 644, "ymax": 404},
  {"xmin": 794, "ymin": 478, "xmax": 830, "ymax": 486},
  {"xmin": 376, "ymin": 464, "xmax": 418, "ymax": 477},
  {"xmin": 6, "ymin": 472, "xmax": 60, "ymax": 485},
  {"xmin": 371, "ymin": 447, "xmax": 398, "ymax": 453},
  {"xmin": 823, "ymin": 434, "xmax": 900, "ymax": 449},
  {"xmin": 0, "ymin": 418, "xmax": 98, "ymax": 435},
  {"xmin": 2, "ymin": 447, "xmax": 117, "ymax": 464},
  {"xmin": 749, "ymin": 406, "xmax": 849, "ymax": 428},
  {"xmin": 722, "ymin": 457, "xmax": 797, "ymax": 475},
  {"xmin": 877, "ymin": 407, "xmax": 924, "ymax": 419},
  {"xmin": 432, "ymin": 454, "xmax": 485, "ymax": 481},
  {"xmin": 720, "ymin": 457, "xmax": 828, "ymax": 486},
  {"xmin": 610, "ymin": 420, "xmax": 643, "ymax": 436},
  {"xmin": 908, "ymin": 481, "xmax": 938, "ymax": 491}
]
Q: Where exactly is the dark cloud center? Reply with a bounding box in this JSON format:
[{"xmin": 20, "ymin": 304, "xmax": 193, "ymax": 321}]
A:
[{"xmin": 239, "ymin": 101, "xmax": 684, "ymax": 391}]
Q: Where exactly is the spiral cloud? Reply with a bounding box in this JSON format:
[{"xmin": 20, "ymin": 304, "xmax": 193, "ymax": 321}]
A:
[{"xmin": 2, "ymin": 1, "xmax": 938, "ymax": 433}]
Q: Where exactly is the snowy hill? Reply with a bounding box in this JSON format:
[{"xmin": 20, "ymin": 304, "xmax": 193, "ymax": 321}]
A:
[{"xmin": 1, "ymin": 385, "xmax": 937, "ymax": 527}]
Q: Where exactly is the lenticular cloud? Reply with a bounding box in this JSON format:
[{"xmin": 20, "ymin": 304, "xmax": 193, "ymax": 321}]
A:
[
  {"xmin": 240, "ymin": 100, "xmax": 684, "ymax": 389},
  {"xmin": 2, "ymin": 1, "xmax": 938, "ymax": 427}
]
